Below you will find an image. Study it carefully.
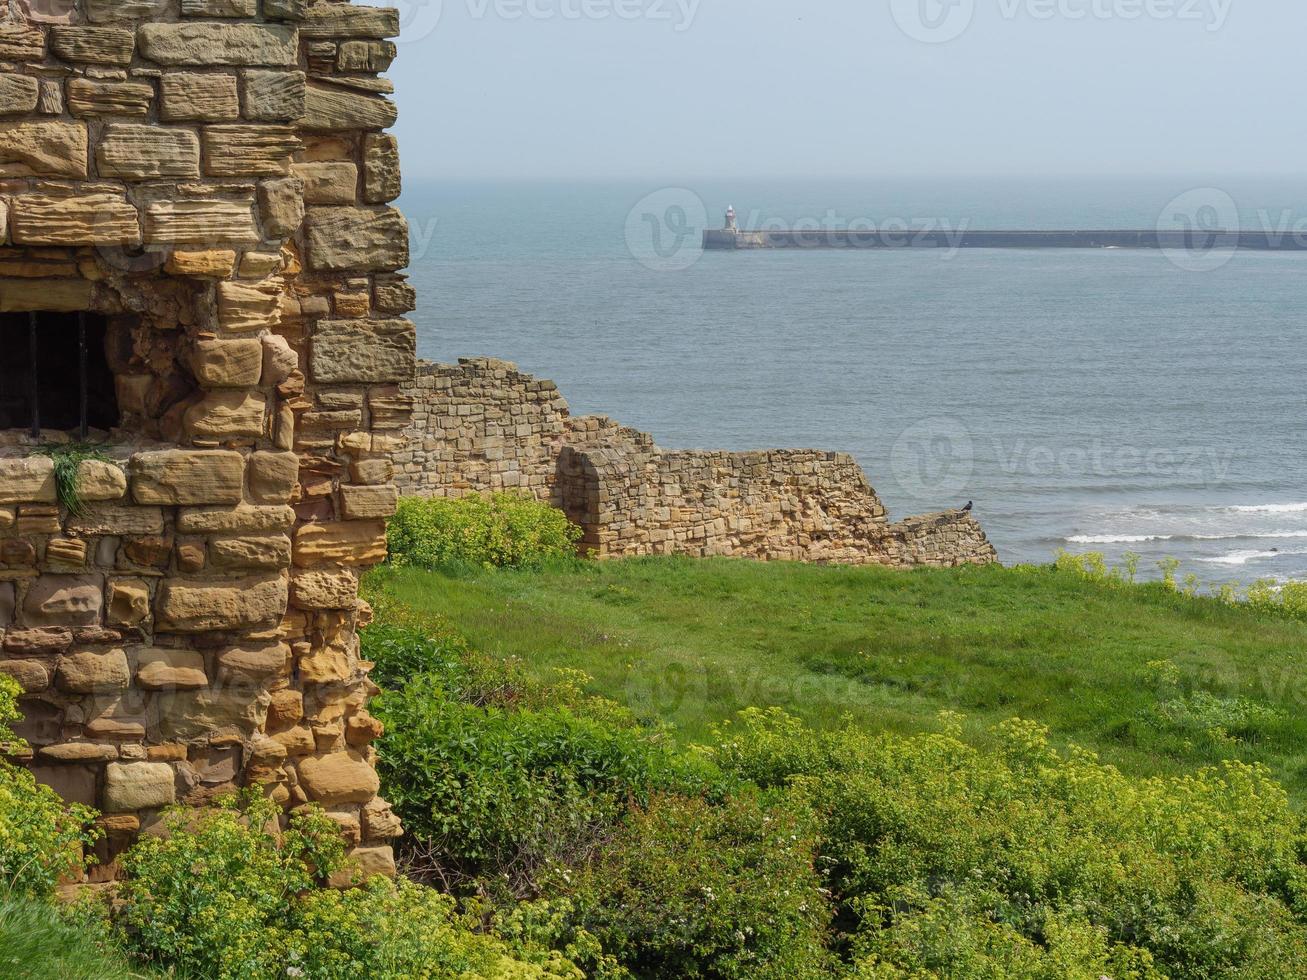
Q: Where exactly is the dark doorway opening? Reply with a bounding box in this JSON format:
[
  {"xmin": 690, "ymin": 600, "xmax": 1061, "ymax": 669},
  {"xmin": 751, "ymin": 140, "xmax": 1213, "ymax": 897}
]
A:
[{"xmin": 0, "ymin": 313, "xmax": 118, "ymax": 435}]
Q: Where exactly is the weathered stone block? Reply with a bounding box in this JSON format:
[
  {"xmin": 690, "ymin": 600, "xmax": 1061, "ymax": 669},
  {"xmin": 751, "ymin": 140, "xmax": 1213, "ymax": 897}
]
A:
[
  {"xmin": 76, "ymin": 460, "xmax": 127, "ymax": 501},
  {"xmin": 39, "ymin": 742, "xmax": 117, "ymax": 762},
  {"xmin": 301, "ymin": 6, "xmax": 400, "ymax": 38},
  {"xmin": 0, "ymin": 659, "xmax": 48, "ymax": 692},
  {"xmin": 107, "ymin": 578, "xmax": 150, "ymax": 627},
  {"xmin": 202, "ymin": 125, "xmax": 300, "ymax": 177},
  {"xmin": 243, "ymin": 70, "xmax": 306, "ymax": 122},
  {"xmin": 0, "ymin": 121, "xmax": 87, "ymax": 178},
  {"xmin": 155, "ymin": 574, "xmax": 287, "ymax": 633},
  {"xmin": 131, "ymin": 450, "xmax": 245, "ymax": 506},
  {"xmin": 363, "ymin": 134, "xmax": 401, "ymax": 204},
  {"xmin": 134, "ymin": 648, "xmax": 208, "ymax": 691},
  {"xmin": 49, "ymin": 27, "xmax": 135, "ymax": 65},
  {"xmin": 0, "ymin": 279, "xmax": 97, "ymax": 313},
  {"xmin": 297, "ymin": 750, "xmax": 379, "ymax": 804},
  {"xmin": 56, "ymin": 647, "xmax": 130, "ymax": 693},
  {"xmin": 97, "ymin": 124, "xmax": 200, "ymax": 179},
  {"xmin": 192, "ymin": 338, "xmax": 264, "ymax": 388},
  {"xmin": 338, "ymin": 39, "xmax": 396, "ymax": 73},
  {"xmin": 67, "ymin": 78, "xmax": 154, "ymax": 118},
  {"xmin": 216, "ymin": 642, "xmax": 289, "ymax": 680},
  {"xmin": 46, "ymin": 538, "xmax": 88, "ymax": 569},
  {"xmin": 156, "ymin": 685, "xmax": 271, "ymax": 739},
  {"xmin": 68, "ymin": 503, "xmax": 164, "ymax": 536},
  {"xmin": 138, "ymin": 23, "xmax": 298, "ymax": 67},
  {"xmin": 0, "ymin": 456, "xmax": 56, "ymax": 503},
  {"xmin": 85, "ymin": 0, "xmax": 168, "ymax": 22},
  {"xmin": 144, "ymin": 198, "xmax": 260, "ymax": 246},
  {"xmin": 293, "ymin": 521, "xmax": 388, "ymax": 568},
  {"xmin": 302, "ymin": 82, "xmax": 397, "ymax": 132},
  {"xmin": 261, "ymin": 334, "xmax": 299, "ymax": 386},
  {"xmin": 177, "ymin": 504, "xmax": 295, "ymax": 534},
  {"xmin": 328, "ymin": 845, "xmax": 396, "ymax": 886},
  {"xmin": 104, "ymin": 762, "xmax": 175, "ymax": 812},
  {"xmin": 165, "ymin": 249, "xmax": 237, "ymax": 278},
  {"xmin": 248, "ymin": 451, "xmax": 299, "ymax": 503},
  {"xmin": 0, "ymin": 74, "xmax": 40, "ymax": 115},
  {"xmin": 217, "ymin": 280, "xmax": 282, "ymax": 332},
  {"xmin": 33, "ymin": 765, "xmax": 97, "ymax": 808},
  {"xmin": 305, "ymin": 207, "xmax": 408, "ymax": 272},
  {"xmin": 293, "ymin": 161, "xmax": 358, "ymax": 205},
  {"xmin": 290, "ymin": 569, "xmax": 357, "ymax": 610},
  {"xmin": 160, "ymin": 72, "xmax": 239, "ymax": 122},
  {"xmin": 0, "ymin": 23, "xmax": 45, "ymax": 61},
  {"xmin": 10, "ymin": 193, "xmax": 141, "ymax": 246},
  {"xmin": 181, "ymin": 0, "xmax": 258, "ymax": 15},
  {"xmin": 183, "ymin": 390, "xmax": 267, "ymax": 440},
  {"xmin": 339, "ymin": 484, "xmax": 398, "ymax": 520},
  {"xmin": 310, "ymin": 318, "xmax": 415, "ymax": 383},
  {"xmin": 209, "ymin": 535, "xmax": 292, "ymax": 570},
  {"xmin": 24, "ymin": 575, "xmax": 104, "ymax": 628},
  {"xmin": 257, "ymin": 176, "xmax": 305, "ymax": 238}
]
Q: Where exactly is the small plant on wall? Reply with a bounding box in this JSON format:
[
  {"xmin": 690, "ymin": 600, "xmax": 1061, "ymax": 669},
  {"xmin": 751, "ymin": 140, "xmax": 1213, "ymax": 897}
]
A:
[{"xmin": 29, "ymin": 443, "xmax": 111, "ymax": 517}]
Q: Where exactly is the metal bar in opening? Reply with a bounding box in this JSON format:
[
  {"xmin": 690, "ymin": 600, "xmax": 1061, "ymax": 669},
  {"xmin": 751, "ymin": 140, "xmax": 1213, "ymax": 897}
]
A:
[
  {"xmin": 28, "ymin": 312, "xmax": 38, "ymax": 440},
  {"xmin": 78, "ymin": 312, "xmax": 88, "ymax": 441}
]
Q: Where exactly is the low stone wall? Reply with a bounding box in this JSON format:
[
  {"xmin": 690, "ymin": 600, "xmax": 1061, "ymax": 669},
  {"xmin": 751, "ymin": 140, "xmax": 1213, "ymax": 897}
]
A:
[{"xmin": 400, "ymin": 359, "xmax": 997, "ymax": 568}]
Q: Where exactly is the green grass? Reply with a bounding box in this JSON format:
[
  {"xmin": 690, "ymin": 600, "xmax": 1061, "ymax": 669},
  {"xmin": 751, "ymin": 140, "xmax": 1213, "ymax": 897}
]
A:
[
  {"xmin": 375, "ymin": 558, "xmax": 1307, "ymax": 801},
  {"xmin": 0, "ymin": 902, "xmax": 145, "ymax": 979}
]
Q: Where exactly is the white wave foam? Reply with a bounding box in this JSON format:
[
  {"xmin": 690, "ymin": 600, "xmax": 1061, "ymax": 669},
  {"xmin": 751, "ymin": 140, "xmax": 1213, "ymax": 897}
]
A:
[
  {"xmin": 1066, "ymin": 530, "xmax": 1307, "ymax": 546},
  {"xmin": 1067, "ymin": 534, "xmax": 1173, "ymax": 544},
  {"xmin": 1226, "ymin": 502, "xmax": 1307, "ymax": 514},
  {"xmin": 1198, "ymin": 549, "xmax": 1281, "ymax": 566}
]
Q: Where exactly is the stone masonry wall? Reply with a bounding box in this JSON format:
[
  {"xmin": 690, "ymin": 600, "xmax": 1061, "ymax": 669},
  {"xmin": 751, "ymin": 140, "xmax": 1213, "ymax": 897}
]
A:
[
  {"xmin": 399, "ymin": 359, "xmax": 997, "ymax": 568},
  {"xmin": 0, "ymin": 0, "xmax": 415, "ymax": 884}
]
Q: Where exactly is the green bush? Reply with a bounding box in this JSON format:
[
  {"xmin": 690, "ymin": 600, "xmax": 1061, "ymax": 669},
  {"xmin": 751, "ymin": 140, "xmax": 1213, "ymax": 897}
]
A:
[
  {"xmin": 387, "ymin": 494, "xmax": 583, "ymax": 570},
  {"xmin": 373, "ymin": 674, "xmax": 717, "ymax": 900},
  {"xmin": 560, "ymin": 791, "xmax": 833, "ymax": 980},
  {"xmin": 112, "ymin": 792, "xmax": 579, "ymax": 979},
  {"xmin": 713, "ymin": 708, "xmax": 1307, "ymax": 978},
  {"xmin": 0, "ymin": 901, "xmax": 142, "ymax": 980},
  {"xmin": 0, "ymin": 676, "xmax": 97, "ymax": 899}
]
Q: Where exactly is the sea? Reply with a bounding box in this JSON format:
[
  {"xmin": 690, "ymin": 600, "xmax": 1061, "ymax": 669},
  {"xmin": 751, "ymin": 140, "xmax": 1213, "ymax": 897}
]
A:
[{"xmin": 399, "ymin": 176, "xmax": 1307, "ymax": 585}]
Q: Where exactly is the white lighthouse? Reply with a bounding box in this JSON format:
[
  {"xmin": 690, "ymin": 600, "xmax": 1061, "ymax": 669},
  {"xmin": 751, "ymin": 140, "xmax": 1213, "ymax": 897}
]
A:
[{"xmin": 725, "ymin": 205, "xmax": 737, "ymax": 232}]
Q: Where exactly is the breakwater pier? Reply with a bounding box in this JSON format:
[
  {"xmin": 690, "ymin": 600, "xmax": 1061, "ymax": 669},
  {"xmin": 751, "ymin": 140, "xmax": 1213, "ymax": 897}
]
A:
[{"xmin": 702, "ymin": 227, "xmax": 1307, "ymax": 251}]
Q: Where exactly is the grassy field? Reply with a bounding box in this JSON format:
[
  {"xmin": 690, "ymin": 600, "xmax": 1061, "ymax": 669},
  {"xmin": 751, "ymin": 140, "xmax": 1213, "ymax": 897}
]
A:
[{"xmin": 376, "ymin": 558, "xmax": 1307, "ymax": 800}]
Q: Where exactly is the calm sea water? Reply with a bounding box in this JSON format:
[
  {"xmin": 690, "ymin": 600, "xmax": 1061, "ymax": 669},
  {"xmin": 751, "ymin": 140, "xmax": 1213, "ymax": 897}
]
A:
[{"xmin": 400, "ymin": 177, "xmax": 1307, "ymax": 584}]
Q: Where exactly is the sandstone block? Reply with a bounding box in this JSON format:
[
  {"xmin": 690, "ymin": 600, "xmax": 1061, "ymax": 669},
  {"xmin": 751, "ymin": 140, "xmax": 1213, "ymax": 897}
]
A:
[
  {"xmin": 260, "ymin": 334, "xmax": 299, "ymax": 386},
  {"xmin": 10, "ymin": 193, "xmax": 140, "ymax": 246},
  {"xmin": 293, "ymin": 521, "xmax": 387, "ymax": 568},
  {"xmin": 218, "ymin": 280, "xmax": 282, "ymax": 332},
  {"xmin": 107, "ymin": 578, "xmax": 150, "ymax": 627},
  {"xmin": 39, "ymin": 742, "xmax": 118, "ymax": 762},
  {"xmin": 144, "ymin": 199, "xmax": 260, "ymax": 247},
  {"xmin": 0, "ymin": 121, "xmax": 87, "ymax": 178},
  {"xmin": 290, "ymin": 569, "xmax": 357, "ymax": 610},
  {"xmin": 86, "ymin": 0, "xmax": 168, "ymax": 23},
  {"xmin": 76, "ymin": 460, "xmax": 127, "ymax": 501},
  {"xmin": 338, "ymin": 39, "xmax": 396, "ymax": 73},
  {"xmin": 104, "ymin": 762, "xmax": 175, "ymax": 812},
  {"xmin": 301, "ymin": 7, "xmax": 400, "ymax": 38},
  {"xmin": 202, "ymin": 125, "xmax": 300, "ymax": 177},
  {"xmin": 0, "ymin": 456, "xmax": 57, "ymax": 503},
  {"xmin": 49, "ymin": 27, "xmax": 135, "ymax": 65},
  {"xmin": 216, "ymin": 641, "xmax": 289, "ymax": 680},
  {"xmin": 0, "ymin": 74, "xmax": 40, "ymax": 115},
  {"xmin": 33, "ymin": 765, "xmax": 97, "ymax": 808},
  {"xmin": 97, "ymin": 124, "xmax": 200, "ymax": 179},
  {"xmin": 257, "ymin": 176, "xmax": 305, "ymax": 239},
  {"xmin": 339, "ymin": 485, "xmax": 398, "ymax": 520},
  {"xmin": 302, "ymin": 83, "xmax": 397, "ymax": 132},
  {"xmin": 68, "ymin": 503, "xmax": 164, "ymax": 536},
  {"xmin": 362, "ymin": 134, "xmax": 401, "ymax": 204},
  {"xmin": 248, "ymin": 451, "xmax": 299, "ymax": 503},
  {"xmin": 350, "ymin": 458, "xmax": 393, "ymax": 485},
  {"xmin": 165, "ymin": 249, "xmax": 237, "ymax": 278},
  {"xmin": 134, "ymin": 648, "xmax": 207, "ymax": 691},
  {"xmin": 138, "ymin": 23, "xmax": 298, "ymax": 67},
  {"xmin": 0, "ymin": 23, "xmax": 45, "ymax": 61},
  {"xmin": 46, "ymin": 538, "xmax": 88, "ymax": 569},
  {"xmin": 155, "ymin": 574, "xmax": 287, "ymax": 633},
  {"xmin": 181, "ymin": 0, "xmax": 258, "ymax": 15},
  {"xmin": 209, "ymin": 535, "xmax": 292, "ymax": 570},
  {"xmin": 177, "ymin": 504, "xmax": 295, "ymax": 534},
  {"xmin": 297, "ymin": 750, "xmax": 379, "ymax": 804},
  {"xmin": 25, "ymin": 575, "xmax": 104, "ymax": 628},
  {"xmin": 293, "ymin": 162, "xmax": 358, "ymax": 205},
  {"xmin": 183, "ymin": 391, "xmax": 267, "ymax": 441},
  {"xmin": 265, "ymin": 0, "xmax": 308, "ymax": 19},
  {"xmin": 310, "ymin": 318, "xmax": 415, "ymax": 384},
  {"xmin": 131, "ymin": 450, "xmax": 245, "ymax": 506},
  {"xmin": 328, "ymin": 845, "xmax": 396, "ymax": 887},
  {"xmin": 67, "ymin": 78, "xmax": 154, "ymax": 118},
  {"xmin": 192, "ymin": 338, "xmax": 264, "ymax": 388},
  {"xmin": 0, "ymin": 658, "xmax": 48, "ymax": 692},
  {"xmin": 160, "ymin": 72, "xmax": 239, "ymax": 122},
  {"xmin": 0, "ymin": 278, "xmax": 97, "ymax": 313},
  {"xmin": 243, "ymin": 70, "xmax": 306, "ymax": 121},
  {"xmin": 56, "ymin": 647, "xmax": 129, "ymax": 693},
  {"xmin": 157, "ymin": 685, "xmax": 271, "ymax": 739},
  {"xmin": 305, "ymin": 207, "xmax": 408, "ymax": 273},
  {"xmin": 362, "ymin": 798, "xmax": 403, "ymax": 839}
]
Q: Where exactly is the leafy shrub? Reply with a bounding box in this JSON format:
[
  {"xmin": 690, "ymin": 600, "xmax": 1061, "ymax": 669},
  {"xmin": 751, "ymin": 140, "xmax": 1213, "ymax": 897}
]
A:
[
  {"xmin": 0, "ymin": 901, "xmax": 141, "ymax": 980},
  {"xmin": 560, "ymin": 792, "xmax": 833, "ymax": 980},
  {"xmin": 388, "ymin": 494, "xmax": 582, "ymax": 570},
  {"xmin": 0, "ymin": 676, "xmax": 97, "ymax": 899},
  {"xmin": 713, "ymin": 708, "xmax": 1307, "ymax": 978},
  {"xmin": 112, "ymin": 792, "xmax": 578, "ymax": 979},
  {"xmin": 374, "ymin": 674, "xmax": 718, "ymax": 900}
]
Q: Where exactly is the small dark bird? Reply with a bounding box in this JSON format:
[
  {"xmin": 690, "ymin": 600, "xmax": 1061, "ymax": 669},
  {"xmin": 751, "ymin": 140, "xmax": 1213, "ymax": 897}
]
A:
[{"xmin": 962, "ymin": 501, "xmax": 973, "ymax": 512}]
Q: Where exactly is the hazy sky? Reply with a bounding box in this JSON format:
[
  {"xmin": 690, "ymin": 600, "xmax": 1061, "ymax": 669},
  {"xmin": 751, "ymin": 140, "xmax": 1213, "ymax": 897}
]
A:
[{"xmin": 374, "ymin": 0, "xmax": 1307, "ymax": 178}]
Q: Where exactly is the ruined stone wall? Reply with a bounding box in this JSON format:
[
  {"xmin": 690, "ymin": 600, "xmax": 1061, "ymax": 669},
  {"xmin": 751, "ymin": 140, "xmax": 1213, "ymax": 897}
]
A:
[
  {"xmin": 399, "ymin": 359, "xmax": 997, "ymax": 568},
  {"xmin": 0, "ymin": 0, "xmax": 414, "ymax": 883}
]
